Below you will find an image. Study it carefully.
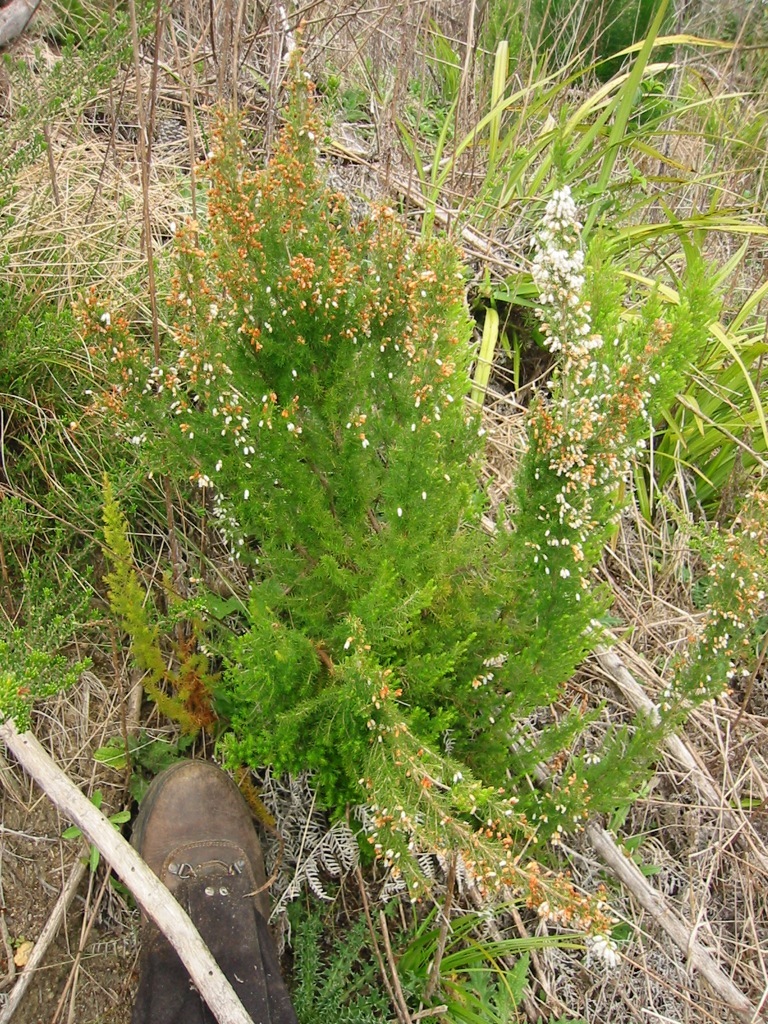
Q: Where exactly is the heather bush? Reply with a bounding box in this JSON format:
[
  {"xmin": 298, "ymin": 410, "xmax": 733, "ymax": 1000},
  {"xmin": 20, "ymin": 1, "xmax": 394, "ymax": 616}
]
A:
[{"xmin": 80, "ymin": 68, "xmax": 733, "ymax": 931}]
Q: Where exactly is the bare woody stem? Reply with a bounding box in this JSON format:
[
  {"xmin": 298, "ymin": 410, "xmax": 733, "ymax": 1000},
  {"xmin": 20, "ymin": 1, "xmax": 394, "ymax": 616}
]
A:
[{"xmin": 127, "ymin": 0, "xmax": 185, "ymax": 605}]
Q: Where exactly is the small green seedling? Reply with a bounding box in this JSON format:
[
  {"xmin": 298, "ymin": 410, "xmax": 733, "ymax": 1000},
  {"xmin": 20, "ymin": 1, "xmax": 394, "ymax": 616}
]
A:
[{"xmin": 61, "ymin": 790, "xmax": 131, "ymax": 872}]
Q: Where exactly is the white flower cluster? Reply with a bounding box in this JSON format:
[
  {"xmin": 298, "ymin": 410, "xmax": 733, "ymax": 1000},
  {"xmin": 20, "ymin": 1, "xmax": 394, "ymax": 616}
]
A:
[
  {"xmin": 585, "ymin": 931, "xmax": 621, "ymax": 970},
  {"xmin": 528, "ymin": 187, "xmax": 651, "ymax": 560},
  {"xmin": 531, "ymin": 186, "xmax": 599, "ymax": 362},
  {"xmin": 210, "ymin": 488, "xmax": 246, "ymax": 560}
]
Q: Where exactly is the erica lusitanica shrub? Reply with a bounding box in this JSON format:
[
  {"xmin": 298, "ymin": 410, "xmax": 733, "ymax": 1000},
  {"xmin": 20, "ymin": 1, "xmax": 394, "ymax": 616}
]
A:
[{"xmin": 80, "ymin": 61, "xmax": 732, "ymax": 930}]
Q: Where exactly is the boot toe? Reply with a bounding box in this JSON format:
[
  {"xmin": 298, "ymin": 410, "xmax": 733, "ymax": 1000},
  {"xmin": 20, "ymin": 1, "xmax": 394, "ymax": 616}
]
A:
[{"xmin": 132, "ymin": 760, "xmax": 270, "ymax": 919}]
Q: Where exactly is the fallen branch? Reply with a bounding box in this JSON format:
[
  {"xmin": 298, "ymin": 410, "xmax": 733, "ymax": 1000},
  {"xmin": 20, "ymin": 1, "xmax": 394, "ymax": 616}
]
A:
[
  {"xmin": 515, "ymin": 646, "xmax": 762, "ymax": 1018},
  {"xmin": 596, "ymin": 645, "xmax": 768, "ymax": 878},
  {"xmin": 0, "ymin": 0, "xmax": 41, "ymax": 48},
  {"xmin": 0, "ymin": 718, "xmax": 255, "ymax": 1024},
  {"xmin": 586, "ymin": 821, "xmax": 757, "ymax": 1021},
  {"xmin": 391, "ymin": 173, "xmax": 513, "ymax": 269}
]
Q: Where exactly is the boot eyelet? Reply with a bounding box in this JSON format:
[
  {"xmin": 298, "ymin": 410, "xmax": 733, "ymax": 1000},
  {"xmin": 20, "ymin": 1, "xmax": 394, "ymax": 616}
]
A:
[
  {"xmin": 204, "ymin": 886, "xmax": 215, "ymax": 896},
  {"xmin": 169, "ymin": 862, "xmax": 194, "ymax": 879},
  {"xmin": 219, "ymin": 887, "xmax": 229, "ymax": 896}
]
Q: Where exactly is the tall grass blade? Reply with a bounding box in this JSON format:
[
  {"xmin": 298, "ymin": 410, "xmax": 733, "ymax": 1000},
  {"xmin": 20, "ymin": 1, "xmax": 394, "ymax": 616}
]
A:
[
  {"xmin": 582, "ymin": 0, "xmax": 670, "ymax": 236},
  {"xmin": 708, "ymin": 322, "xmax": 768, "ymax": 453},
  {"xmin": 488, "ymin": 40, "xmax": 509, "ymax": 170},
  {"xmin": 432, "ymin": 70, "xmax": 563, "ymax": 196},
  {"xmin": 471, "ymin": 307, "xmax": 500, "ymax": 408},
  {"xmin": 733, "ymin": 279, "xmax": 768, "ymax": 332}
]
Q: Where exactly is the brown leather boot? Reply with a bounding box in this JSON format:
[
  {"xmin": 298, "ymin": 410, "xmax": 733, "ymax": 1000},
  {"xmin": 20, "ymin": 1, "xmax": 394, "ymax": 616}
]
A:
[{"xmin": 130, "ymin": 760, "xmax": 298, "ymax": 1024}]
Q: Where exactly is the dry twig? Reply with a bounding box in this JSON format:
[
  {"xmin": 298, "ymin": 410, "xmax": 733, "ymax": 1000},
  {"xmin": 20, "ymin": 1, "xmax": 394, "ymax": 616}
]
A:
[
  {"xmin": 423, "ymin": 854, "xmax": 455, "ymax": 1001},
  {"xmin": 378, "ymin": 909, "xmax": 414, "ymax": 1024},
  {"xmin": 355, "ymin": 866, "xmax": 412, "ymax": 1024}
]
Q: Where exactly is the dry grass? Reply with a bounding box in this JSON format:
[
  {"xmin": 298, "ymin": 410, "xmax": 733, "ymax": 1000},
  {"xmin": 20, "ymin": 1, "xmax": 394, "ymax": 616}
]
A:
[{"xmin": 2, "ymin": 2, "xmax": 768, "ymax": 1022}]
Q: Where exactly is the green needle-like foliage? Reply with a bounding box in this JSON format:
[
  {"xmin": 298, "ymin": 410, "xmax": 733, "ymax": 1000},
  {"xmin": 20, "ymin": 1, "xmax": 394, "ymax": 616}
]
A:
[
  {"xmin": 0, "ymin": 562, "xmax": 88, "ymax": 730},
  {"xmin": 290, "ymin": 906, "xmax": 390, "ymax": 1024},
  {"xmin": 102, "ymin": 477, "xmax": 200, "ymax": 733}
]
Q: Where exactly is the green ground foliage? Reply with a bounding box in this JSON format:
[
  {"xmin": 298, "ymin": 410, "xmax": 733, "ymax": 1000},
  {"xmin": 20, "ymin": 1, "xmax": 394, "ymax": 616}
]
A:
[{"xmin": 290, "ymin": 904, "xmax": 391, "ymax": 1024}]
